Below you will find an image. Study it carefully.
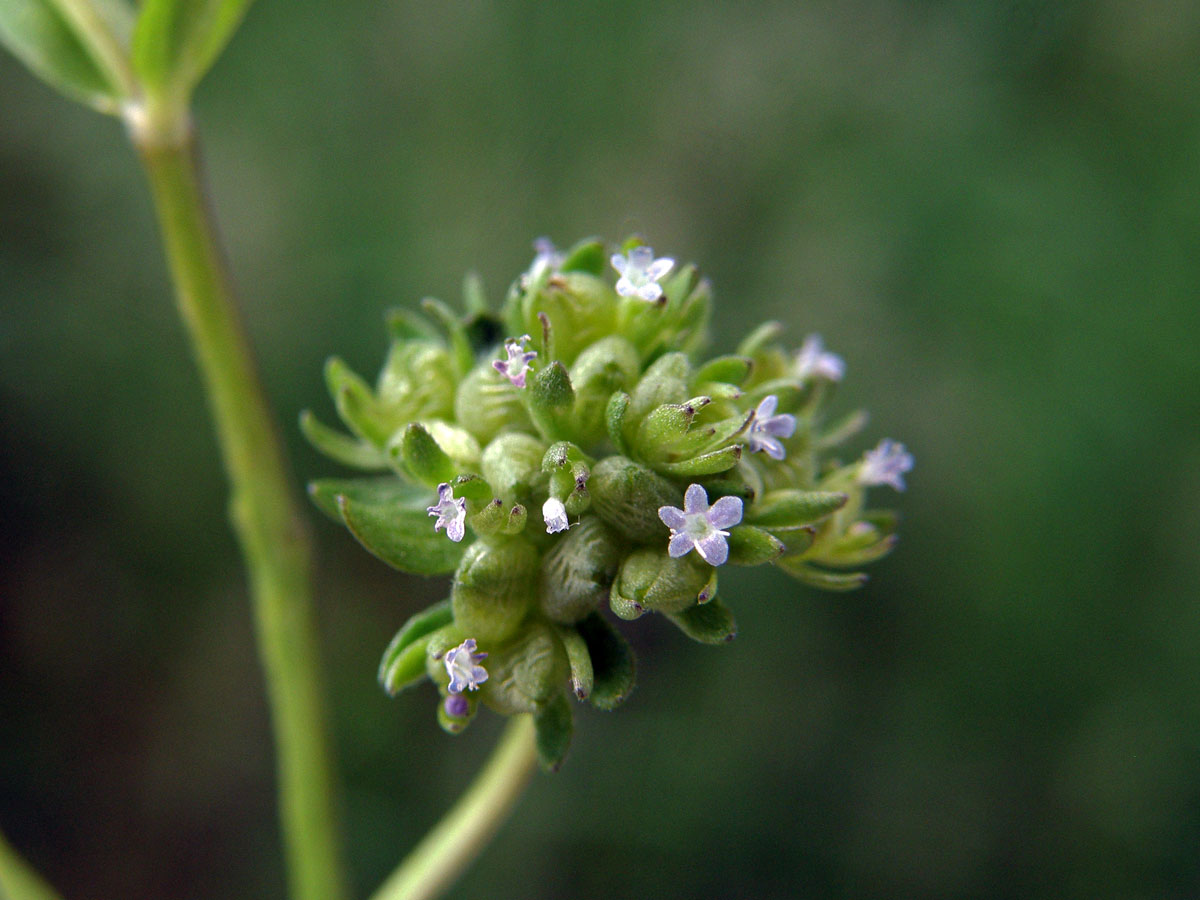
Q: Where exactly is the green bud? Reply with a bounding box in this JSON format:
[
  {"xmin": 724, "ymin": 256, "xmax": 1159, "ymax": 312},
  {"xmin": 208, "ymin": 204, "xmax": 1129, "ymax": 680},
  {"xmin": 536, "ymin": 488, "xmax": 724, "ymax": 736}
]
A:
[
  {"xmin": 513, "ymin": 272, "xmax": 618, "ymax": 364},
  {"xmin": 612, "ymin": 547, "xmax": 712, "ymax": 615},
  {"xmin": 454, "ymin": 366, "xmax": 533, "ymax": 444},
  {"xmin": 748, "ymin": 489, "xmax": 848, "ymax": 527},
  {"xmin": 451, "ymin": 538, "xmax": 539, "ymax": 643},
  {"xmin": 589, "ymin": 455, "xmax": 682, "ymax": 542},
  {"xmin": 625, "ymin": 352, "xmax": 691, "ymax": 438},
  {"xmin": 539, "ymin": 518, "xmax": 624, "ymax": 624},
  {"xmin": 437, "ymin": 692, "xmax": 479, "ymax": 735},
  {"xmin": 392, "ymin": 423, "xmax": 456, "ymax": 487},
  {"xmin": 480, "ymin": 432, "xmax": 547, "ymax": 501},
  {"xmin": 480, "ymin": 621, "xmax": 569, "ymax": 715},
  {"xmin": 377, "ymin": 339, "xmax": 457, "ymax": 420},
  {"xmin": 527, "ymin": 361, "xmax": 576, "ymax": 441},
  {"xmin": 569, "ymin": 336, "xmax": 640, "ymax": 446}
]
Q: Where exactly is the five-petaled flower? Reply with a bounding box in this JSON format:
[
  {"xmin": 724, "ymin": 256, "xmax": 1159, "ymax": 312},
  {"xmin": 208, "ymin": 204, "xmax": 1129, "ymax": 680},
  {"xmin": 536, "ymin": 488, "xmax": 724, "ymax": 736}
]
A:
[
  {"xmin": 746, "ymin": 395, "xmax": 797, "ymax": 460},
  {"xmin": 427, "ymin": 482, "xmax": 467, "ymax": 542},
  {"xmin": 794, "ymin": 334, "xmax": 845, "ymax": 382},
  {"xmin": 611, "ymin": 246, "xmax": 674, "ymax": 302},
  {"xmin": 445, "ymin": 638, "xmax": 488, "ymax": 694},
  {"xmin": 658, "ymin": 483, "xmax": 743, "ymax": 567},
  {"xmin": 543, "ymin": 497, "xmax": 569, "ymax": 534},
  {"xmin": 858, "ymin": 439, "xmax": 913, "ymax": 491},
  {"xmin": 492, "ymin": 334, "xmax": 537, "ymax": 388}
]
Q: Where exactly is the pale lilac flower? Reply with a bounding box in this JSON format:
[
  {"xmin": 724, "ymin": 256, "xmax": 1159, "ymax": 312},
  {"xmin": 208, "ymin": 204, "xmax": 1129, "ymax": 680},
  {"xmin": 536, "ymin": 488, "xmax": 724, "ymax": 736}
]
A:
[
  {"xmin": 858, "ymin": 439, "xmax": 913, "ymax": 491},
  {"xmin": 444, "ymin": 638, "xmax": 488, "ymax": 693},
  {"xmin": 658, "ymin": 483, "xmax": 743, "ymax": 567},
  {"xmin": 542, "ymin": 497, "xmax": 569, "ymax": 534},
  {"xmin": 611, "ymin": 246, "xmax": 674, "ymax": 302},
  {"xmin": 427, "ymin": 482, "xmax": 467, "ymax": 542},
  {"xmin": 492, "ymin": 334, "xmax": 537, "ymax": 388},
  {"xmin": 794, "ymin": 334, "xmax": 845, "ymax": 382},
  {"xmin": 528, "ymin": 237, "xmax": 563, "ymax": 279},
  {"xmin": 746, "ymin": 394, "xmax": 796, "ymax": 460}
]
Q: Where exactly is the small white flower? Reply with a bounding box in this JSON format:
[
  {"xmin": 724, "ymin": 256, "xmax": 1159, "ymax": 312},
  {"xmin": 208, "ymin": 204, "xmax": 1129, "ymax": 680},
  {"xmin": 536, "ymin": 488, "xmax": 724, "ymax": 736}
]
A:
[
  {"xmin": 492, "ymin": 334, "xmax": 537, "ymax": 388},
  {"xmin": 543, "ymin": 497, "xmax": 569, "ymax": 534},
  {"xmin": 794, "ymin": 334, "xmax": 845, "ymax": 382},
  {"xmin": 658, "ymin": 483, "xmax": 743, "ymax": 567},
  {"xmin": 528, "ymin": 237, "xmax": 563, "ymax": 280},
  {"xmin": 746, "ymin": 394, "xmax": 797, "ymax": 461},
  {"xmin": 427, "ymin": 482, "xmax": 467, "ymax": 542},
  {"xmin": 444, "ymin": 638, "xmax": 488, "ymax": 693},
  {"xmin": 858, "ymin": 439, "xmax": 913, "ymax": 491},
  {"xmin": 611, "ymin": 246, "xmax": 674, "ymax": 302}
]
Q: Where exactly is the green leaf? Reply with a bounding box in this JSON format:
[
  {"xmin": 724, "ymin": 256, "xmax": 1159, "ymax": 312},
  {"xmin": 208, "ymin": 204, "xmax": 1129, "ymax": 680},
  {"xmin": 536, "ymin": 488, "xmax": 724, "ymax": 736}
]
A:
[
  {"xmin": 299, "ymin": 410, "xmax": 388, "ymax": 471},
  {"xmin": 736, "ymin": 320, "xmax": 783, "ymax": 357},
  {"xmin": 556, "ymin": 626, "xmax": 594, "ymax": 701},
  {"xmin": 421, "ymin": 297, "xmax": 474, "ymax": 375},
  {"xmin": 394, "ymin": 422, "xmax": 457, "ymax": 487},
  {"xmin": 577, "ymin": 612, "xmax": 635, "ymax": 710},
  {"xmin": 693, "ymin": 355, "xmax": 752, "ymax": 386},
  {"xmin": 307, "ymin": 478, "xmax": 463, "ymax": 575},
  {"xmin": 131, "ymin": 0, "xmax": 253, "ymax": 96},
  {"xmin": 307, "ymin": 476, "xmax": 422, "ymax": 520},
  {"xmin": 776, "ymin": 559, "xmax": 869, "ymax": 592},
  {"xmin": 377, "ymin": 600, "xmax": 453, "ymax": 694},
  {"xmin": 534, "ymin": 693, "xmax": 573, "ymax": 773},
  {"xmin": 0, "ymin": 0, "xmax": 133, "ymax": 111},
  {"xmin": 559, "ymin": 238, "xmax": 605, "ymax": 275},
  {"xmin": 748, "ymin": 489, "xmax": 848, "ymax": 527},
  {"xmin": 658, "ymin": 443, "xmax": 742, "ymax": 477},
  {"xmin": 666, "ymin": 599, "xmax": 737, "ymax": 644},
  {"xmin": 325, "ymin": 357, "xmax": 394, "ymax": 447},
  {"xmin": 726, "ymin": 525, "xmax": 785, "ymax": 566}
]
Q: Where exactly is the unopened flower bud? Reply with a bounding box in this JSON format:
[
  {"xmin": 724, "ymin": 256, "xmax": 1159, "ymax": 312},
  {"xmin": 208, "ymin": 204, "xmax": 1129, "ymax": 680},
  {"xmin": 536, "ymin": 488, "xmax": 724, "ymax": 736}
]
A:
[{"xmin": 451, "ymin": 539, "xmax": 539, "ymax": 642}]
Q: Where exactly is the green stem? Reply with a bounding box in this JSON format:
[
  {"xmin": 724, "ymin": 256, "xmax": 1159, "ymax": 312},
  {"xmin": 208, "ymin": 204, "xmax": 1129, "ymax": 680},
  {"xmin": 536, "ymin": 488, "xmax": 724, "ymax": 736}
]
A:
[
  {"xmin": 0, "ymin": 828, "xmax": 63, "ymax": 900},
  {"xmin": 132, "ymin": 117, "xmax": 347, "ymax": 900},
  {"xmin": 370, "ymin": 716, "xmax": 538, "ymax": 900}
]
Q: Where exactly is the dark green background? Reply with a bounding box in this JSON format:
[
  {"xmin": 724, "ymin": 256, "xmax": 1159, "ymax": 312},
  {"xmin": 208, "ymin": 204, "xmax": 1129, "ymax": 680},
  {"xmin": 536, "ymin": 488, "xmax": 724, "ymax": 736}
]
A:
[{"xmin": 3, "ymin": 1, "xmax": 1198, "ymax": 897}]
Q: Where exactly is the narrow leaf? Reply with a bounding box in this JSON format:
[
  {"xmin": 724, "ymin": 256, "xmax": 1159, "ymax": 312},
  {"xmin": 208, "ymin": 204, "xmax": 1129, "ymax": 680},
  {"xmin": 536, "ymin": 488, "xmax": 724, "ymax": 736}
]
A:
[
  {"xmin": 534, "ymin": 693, "xmax": 573, "ymax": 772},
  {"xmin": 776, "ymin": 559, "xmax": 870, "ymax": 592},
  {"xmin": 132, "ymin": 0, "xmax": 253, "ymax": 95},
  {"xmin": 556, "ymin": 626, "xmax": 594, "ymax": 701},
  {"xmin": 299, "ymin": 410, "xmax": 388, "ymax": 471},
  {"xmin": 748, "ymin": 489, "xmax": 848, "ymax": 527},
  {"xmin": 666, "ymin": 599, "xmax": 737, "ymax": 644},
  {"xmin": 577, "ymin": 612, "xmax": 635, "ymax": 711},
  {"xmin": 377, "ymin": 600, "xmax": 453, "ymax": 693}
]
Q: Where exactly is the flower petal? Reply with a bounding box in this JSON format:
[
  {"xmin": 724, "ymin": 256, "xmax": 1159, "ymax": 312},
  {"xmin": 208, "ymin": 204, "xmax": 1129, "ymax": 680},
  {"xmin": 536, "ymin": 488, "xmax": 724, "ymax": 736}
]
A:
[
  {"xmin": 610, "ymin": 253, "xmax": 628, "ymax": 274},
  {"xmin": 707, "ymin": 495, "xmax": 744, "ymax": 529},
  {"xmin": 645, "ymin": 257, "xmax": 674, "ymax": 281},
  {"xmin": 658, "ymin": 505, "xmax": 687, "ymax": 530},
  {"xmin": 637, "ymin": 282, "xmax": 663, "ymax": 302},
  {"xmin": 683, "ymin": 483, "xmax": 709, "ymax": 515},
  {"xmin": 694, "ymin": 530, "xmax": 729, "ymax": 566},
  {"xmin": 615, "ymin": 278, "xmax": 636, "ymax": 297},
  {"xmin": 755, "ymin": 395, "xmax": 778, "ymax": 419},
  {"xmin": 668, "ymin": 532, "xmax": 695, "ymax": 558}
]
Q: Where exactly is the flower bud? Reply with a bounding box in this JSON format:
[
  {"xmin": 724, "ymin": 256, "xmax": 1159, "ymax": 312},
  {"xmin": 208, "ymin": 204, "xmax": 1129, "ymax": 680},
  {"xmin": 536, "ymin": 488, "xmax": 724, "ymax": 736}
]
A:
[
  {"xmin": 611, "ymin": 546, "xmax": 712, "ymax": 616},
  {"xmin": 454, "ymin": 366, "xmax": 533, "ymax": 444},
  {"xmin": 481, "ymin": 432, "xmax": 547, "ymax": 502},
  {"xmin": 377, "ymin": 339, "xmax": 457, "ymax": 421},
  {"xmin": 589, "ymin": 456, "xmax": 682, "ymax": 542},
  {"xmin": 568, "ymin": 336, "xmax": 640, "ymax": 446},
  {"xmin": 479, "ymin": 622, "xmax": 569, "ymax": 716},
  {"xmin": 511, "ymin": 272, "xmax": 618, "ymax": 364},
  {"xmin": 538, "ymin": 518, "xmax": 624, "ymax": 624},
  {"xmin": 451, "ymin": 538, "xmax": 539, "ymax": 643}
]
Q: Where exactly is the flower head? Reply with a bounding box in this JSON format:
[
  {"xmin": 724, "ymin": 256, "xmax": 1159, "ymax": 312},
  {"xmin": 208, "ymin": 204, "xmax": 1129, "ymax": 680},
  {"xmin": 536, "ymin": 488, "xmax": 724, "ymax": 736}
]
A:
[
  {"xmin": 658, "ymin": 483, "xmax": 743, "ymax": 567},
  {"xmin": 427, "ymin": 482, "xmax": 467, "ymax": 542},
  {"xmin": 746, "ymin": 394, "xmax": 796, "ymax": 460},
  {"xmin": 543, "ymin": 497, "xmax": 569, "ymax": 534},
  {"xmin": 492, "ymin": 334, "xmax": 537, "ymax": 388},
  {"xmin": 794, "ymin": 334, "xmax": 845, "ymax": 382},
  {"xmin": 858, "ymin": 439, "xmax": 914, "ymax": 491},
  {"xmin": 611, "ymin": 246, "xmax": 674, "ymax": 302},
  {"xmin": 444, "ymin": 638, "xmax": 488, "ymax": 693}
]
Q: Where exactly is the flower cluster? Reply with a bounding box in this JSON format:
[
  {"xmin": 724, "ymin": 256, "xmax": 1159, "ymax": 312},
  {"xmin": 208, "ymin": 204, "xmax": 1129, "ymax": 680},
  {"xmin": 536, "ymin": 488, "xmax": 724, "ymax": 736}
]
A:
[{"xmin": 303, "ymin": 236, "xmax": 911, "ymax": 770}]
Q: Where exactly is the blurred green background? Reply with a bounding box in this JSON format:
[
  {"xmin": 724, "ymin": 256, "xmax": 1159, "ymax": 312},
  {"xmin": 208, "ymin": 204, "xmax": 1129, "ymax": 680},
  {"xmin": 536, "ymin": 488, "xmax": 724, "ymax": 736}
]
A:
[{"xmin": 3, "ymin": 0, "xmax": 1199, "ymax": 897}]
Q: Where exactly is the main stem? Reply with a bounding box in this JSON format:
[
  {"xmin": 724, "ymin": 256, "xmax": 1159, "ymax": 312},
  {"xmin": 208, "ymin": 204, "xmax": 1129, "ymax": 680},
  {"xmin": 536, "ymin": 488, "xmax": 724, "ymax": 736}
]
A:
[
  {"xmin": 134, "ymin": 118, "xmax": 347, "ymax": 900},
  {"xmin": 370, "ymin": 716, "xmax": 538, "ymax": 900}
]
